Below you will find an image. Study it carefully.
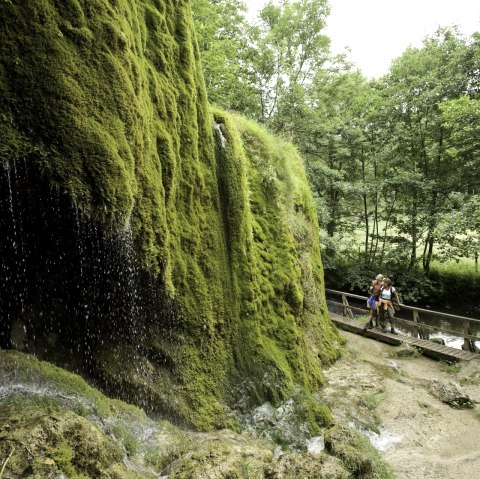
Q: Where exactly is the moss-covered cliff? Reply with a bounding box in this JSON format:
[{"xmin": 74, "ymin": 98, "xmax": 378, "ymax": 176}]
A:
[
  {"xmin": 2, "ymin": 351, "xmax": 396, "ymax": 479},
  {"xmin": 0, "ymin": 0, "xmax": 340, "ymax": 429}
]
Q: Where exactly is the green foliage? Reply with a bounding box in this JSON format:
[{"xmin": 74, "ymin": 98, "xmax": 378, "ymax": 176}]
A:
[
  {"xmin": 0, "ymin": 0, "xmax": 341, "ymax": 430},
  {"xmin": 190, "ymin": 0, "xmax": 259, "ymax": 116},
  {"xmin": 297, "ymin": 27, "xmax": 480, "ymax": 300},
  {"xmin": 192, "ymin": 0, "xmax": 331, "ymax": 124},
  {"xmin": 359, "ymin": 393, "xmax": 386, "ymax": 412},
  {"xmin": 325, "ymin": 424, "xmax": 396, "ymax": 479},
  {"xmin": 428, "ymin": 260, "xmax": 480, "ymax": 305}
]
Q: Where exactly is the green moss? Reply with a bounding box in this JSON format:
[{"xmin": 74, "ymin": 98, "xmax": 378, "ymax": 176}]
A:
[
  {"xmin": 49, "ymin": 441, "xmax": 87, "ymax": 479},
  {"xmin": 325, "ymin": 424, "xmax": 396, "ymax": 479},
  {"xmin": 0, "ymin": 410, "xmax": 143, "ymax": 479},
  {"xmin": 0, "ymin": 0, "xmax": 341, "ymax": 432},
  {"xmin": 213, "ymin": 111, "xmax": 341, "ymax": 408},
  {"xmin": 0, "ymin": 350, "xmax": 145, "ymax": 420}
]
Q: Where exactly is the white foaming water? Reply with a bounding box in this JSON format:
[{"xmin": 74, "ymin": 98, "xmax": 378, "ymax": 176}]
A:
[
  {"xmin": 442, "ymin": 335, "xmax": 464, "ymax": 350},
  {"xmin": 349, "ymin": 422, "xmax": 402, "ymax": 452},
  {"xmin": 363, "ymin": 429, "xmax": 402, "ymax": 452},
  {"xmin": 214, "ymin": 122, "xmax": 227, "ymax": 148},
  {"xmin": 0, "ymin": 383, "xmax": 62, "ymax": 399},
  {"xmin": 307, "ymin": 436, "xmax": 325, "ymax": 454}
]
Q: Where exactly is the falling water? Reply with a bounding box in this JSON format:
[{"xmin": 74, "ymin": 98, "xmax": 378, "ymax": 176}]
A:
[
  {"xmin": 0, "ymin": 160, "xmax": 171, "ymax": 396},
  {"xmin": 214, "ymin": 122, "xmax": 227, "ymax": 149},
  {"xmin": 0, "ymin": 378, "xmax": 164, "ymax": 477},
  {"xmin": 350, "ymin": 422, "xmax": 402, "ymax": 452}
]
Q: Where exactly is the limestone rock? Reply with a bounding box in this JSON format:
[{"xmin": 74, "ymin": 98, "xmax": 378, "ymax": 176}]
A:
[
  {"xmin": 265, "ymin": 453, "xmax": 348, "ymax": 479},
  {"xmin": 429, "ymin": 379, "xmax": 475, "ymax": 408}
]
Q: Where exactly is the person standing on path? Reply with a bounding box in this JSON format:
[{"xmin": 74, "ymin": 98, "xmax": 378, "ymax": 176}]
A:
[
  {"xmin": 365, "ymin": 274, "xmax": 383, "ymax": 330},
  {"xmin": 377, "ymin": 277, "xmax": 401, "ymax": 334}
]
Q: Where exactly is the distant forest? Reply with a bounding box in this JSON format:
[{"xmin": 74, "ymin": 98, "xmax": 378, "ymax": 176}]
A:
[{"xmin": 192, "ymin": 0, "xmax": 480, "ymax": 303}]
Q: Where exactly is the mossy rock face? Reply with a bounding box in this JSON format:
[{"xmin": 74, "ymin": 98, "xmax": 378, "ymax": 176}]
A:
[
  {"xmin": 0, "ymin": 410, "xmax": 144, "ymax": 479},
  {"xmin": 0, "ymin": 351, "xmax": 390, "ymax": 479},
  {"xmin": 0, "ymin": 0, "xmax": 341, "ymax": 430},
  {"xmin": 324, "ymin": 424, "xmax": 396, "ymax": 479},
  {"xmin": 265, "ymin": 453, "xmax": 349, "ymax": 479},
  {"xmin": 166, "ymin": 430, "xmax": 274, "ymax": 479}
]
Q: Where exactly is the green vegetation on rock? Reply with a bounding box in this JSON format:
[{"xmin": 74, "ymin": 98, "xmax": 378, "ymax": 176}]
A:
[
  {"xmin": 0, "ymin": 0, "xmax": 340, "ymax": 432},
  {"xmin": 0, "ymin": 351, "xmax": 365, "ymax": 479},
  {"xmin": 325, "ymin": 424, "xmax": 396, "ymax": 479}
]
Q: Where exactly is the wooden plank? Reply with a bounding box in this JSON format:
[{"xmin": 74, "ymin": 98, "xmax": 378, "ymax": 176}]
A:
[
  {"xmin": 464, "ymin": 353, "xmax": 480, "ymax": 360},
  {"xmin": 426, "ymin": 343, "xmax": 445, "ymax": 351},
  {"xmin": 409, "ymin": 339, "xmax": 428, "ymax": 347},
  {"xmin": 454, "ymin": 350, "xmax": 475, "ymax": 358},
  {"xmin": 326, "ymin": 288, "xmax": 480, "ymax": 323},
  {"xmin": 326, "ymin": 300, "xmax": 369, "ymax": 314},
  {"xmin": 330, "ymin": 312, "xmax": 480, "ymax": 362}
]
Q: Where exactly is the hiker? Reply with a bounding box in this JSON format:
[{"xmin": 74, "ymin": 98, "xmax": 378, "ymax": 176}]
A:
[
  {"xmin": 365, "ymin": 274, "xmax": 383, "ymax": 329},
  {"xmin": 377, "ymin": 277, "xmax": 401, "ymax": 334}
]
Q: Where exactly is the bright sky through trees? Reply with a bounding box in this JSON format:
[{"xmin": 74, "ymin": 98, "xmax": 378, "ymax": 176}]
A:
[{"xmin": 245, "ymin": 0, "xmax": 480, "ymax": 78}]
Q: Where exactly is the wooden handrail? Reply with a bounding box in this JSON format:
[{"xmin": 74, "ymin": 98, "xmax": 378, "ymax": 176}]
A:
[
  {"xmin": 325, "ymin": 288, "xmax": 480, "ymax": 352},
  {"xmin": 325, "ymin": 288, "xmax": 480, "ymax": 324},
  {"xmin": 326, "ymin": 300, "xmax": 479, "ymax": 341}
]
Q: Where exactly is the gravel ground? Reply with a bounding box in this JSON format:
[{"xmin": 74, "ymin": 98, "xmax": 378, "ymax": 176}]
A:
[{"xmin": 323, "ymin": 330, "xmax": 480, "ymax": 479}]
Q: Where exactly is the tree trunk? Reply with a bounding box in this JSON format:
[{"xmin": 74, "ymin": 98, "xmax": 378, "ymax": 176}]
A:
[
  {"xmin": 379, "ymin": 191, "xmax": 397, "ymax": 265},
  {"xmin": 408, "ymin": 190, "xmax": 418, "ymax": 270},
  {"xmin": 361, "ymin": 148, "xmax": 369, "ymax": 261},
  {"xmin": 423, "ymin": 193, "xmax": 437, "ymax": 277}
]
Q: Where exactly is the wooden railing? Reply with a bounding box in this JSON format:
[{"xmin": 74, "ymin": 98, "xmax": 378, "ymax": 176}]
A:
[{"xmin": 325, "ymin": 288, "xmax": 480, "ymax": 352}]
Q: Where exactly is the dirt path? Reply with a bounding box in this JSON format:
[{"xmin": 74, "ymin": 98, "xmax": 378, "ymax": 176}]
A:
[{"xmin": 323, "ymin": 330, "xmax": 480, "ymax": 479}]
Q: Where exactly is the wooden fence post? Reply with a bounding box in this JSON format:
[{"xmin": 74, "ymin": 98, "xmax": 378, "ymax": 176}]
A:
[
  {"xmin": 342, "ymin": 294, "xmax": 354, "ymax": 320},
  {"xmin": 413, "ymin": 310, "xmax": 419, "ymax": 339},
  {"xmin": 463, "ymin": 319, "xmax": 474, "ymax": 352}
]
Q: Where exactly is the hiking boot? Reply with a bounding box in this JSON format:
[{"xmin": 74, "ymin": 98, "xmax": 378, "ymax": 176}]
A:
[
  {"xmin": 391, "ymin": 328, "xmax": 399, "ymax": 335},
  {"xmin": 368, "ymin": 322, "xmax": 373, "ymax": 329}
]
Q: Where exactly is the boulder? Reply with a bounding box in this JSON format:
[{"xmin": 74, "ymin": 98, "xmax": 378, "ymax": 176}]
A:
[{"xmin": 429, "ymin": 379, "xmax": 475, "ymax": 408}]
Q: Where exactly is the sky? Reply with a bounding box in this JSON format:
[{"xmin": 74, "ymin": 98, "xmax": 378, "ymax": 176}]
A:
[{"xmin": 244, "ymin": 0, "xmax": 480, "ymax": 78}]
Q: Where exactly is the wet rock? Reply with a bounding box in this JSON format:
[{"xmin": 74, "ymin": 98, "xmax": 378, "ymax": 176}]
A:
[
  {"xmin": 265, "ymin": 453, "xmax": 348, "ymax": 479},
  {"xmin": 429, "ymin": 379, "xmax": 475, "ymax": 409},
  {"xmin": 10, "ymin": 320, "xmax": 27, "ymax": 351},
  {"xmin": 390, "ymin": 344, "xmax": 420, "ymax": 358},
  {"xmin": 324, "ymin": 424, "xmax": 395, "ymax": 479},
  {"xmin": 386, "ymin": 359, "xmax": 401, "ymax": 373},
  {"xmin": 252, "ymin": 402, "xmax": 277, "ymax": 425},
  {"xmin": 165, "ymin": 430, "xmax": 273, "ymax": 478},
  {"xmin": 306, "ymin": 435, "xmax": 325, "ymax": 454}
]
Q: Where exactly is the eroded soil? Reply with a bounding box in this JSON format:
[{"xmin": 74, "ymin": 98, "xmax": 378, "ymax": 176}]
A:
[{"xmin": 323, "ymin": 331, "xmax": 480, "ymax": 479}]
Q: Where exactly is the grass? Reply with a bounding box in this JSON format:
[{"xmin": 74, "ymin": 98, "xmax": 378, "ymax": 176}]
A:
[
  {"xmin": 430, "ymin": 258, "xmax": 479, "ymax": 276},
  {"xmin": 459, "ymin": 369, "xmax": 480, "ymax": 386},
  {"xmin": 439, "ymin": 361, "xmax": 462, "ymax": 374},
  {"xmin": 359, "ymin": 393, "xmax": 386, "ymax": 411},
  {"xmin": 325, "ymin": 423, "xmax": 396, "ymax": 479},
  {"xmin": 355, "ymin": 315, "xmax": 370, "ymax": 325}
]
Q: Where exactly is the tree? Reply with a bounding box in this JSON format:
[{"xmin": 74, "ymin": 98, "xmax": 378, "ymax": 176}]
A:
[
  {"xmin": 191, "ymin": 0, "xmax": 260, "ymax": 116},
  {"xmin": 256, "ymin": 0, "xmax": 330, "ymax": 125},
  {"xmin": 378, "ymin": 28, "xmax": 477, "ymax": 274},
  {"xmin": 441, "ymin": 95, "xmax": 480, "ymax": 192}
]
